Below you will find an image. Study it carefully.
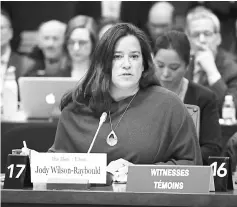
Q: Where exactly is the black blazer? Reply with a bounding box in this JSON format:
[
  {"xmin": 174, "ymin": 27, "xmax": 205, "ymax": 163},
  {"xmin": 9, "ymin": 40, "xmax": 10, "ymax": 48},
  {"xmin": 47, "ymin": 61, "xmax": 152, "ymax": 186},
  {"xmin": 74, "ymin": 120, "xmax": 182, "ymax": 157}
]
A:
[
  {"xmin": 23, "ymin": 54, "xmax": 70, "ymax": 78},
  {"xmin": 7, "ymin": 51, "xmax": 32, "ymax": 82},
  {"xmin": 185, "ymin": 48, "xmax": 237, "ymax": 115},
  {"xmin": 6, "ymin": 51, "xmax": 35, "ymax": 101},
  {"xmin": 184, "ymin": 81, "xmax": 222, "ymax": 165}
]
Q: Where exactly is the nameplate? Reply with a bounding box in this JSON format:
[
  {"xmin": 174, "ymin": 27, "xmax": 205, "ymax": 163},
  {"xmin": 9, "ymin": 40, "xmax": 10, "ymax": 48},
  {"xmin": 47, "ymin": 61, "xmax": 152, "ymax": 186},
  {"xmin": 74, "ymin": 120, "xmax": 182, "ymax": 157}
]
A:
[
  {"xmin": 126, "ymin": 165, "xmax": 215, "ymax": 193},
  {"xmin": 30, "ymin": 153, "xmax": 107, "ymax": 184}
]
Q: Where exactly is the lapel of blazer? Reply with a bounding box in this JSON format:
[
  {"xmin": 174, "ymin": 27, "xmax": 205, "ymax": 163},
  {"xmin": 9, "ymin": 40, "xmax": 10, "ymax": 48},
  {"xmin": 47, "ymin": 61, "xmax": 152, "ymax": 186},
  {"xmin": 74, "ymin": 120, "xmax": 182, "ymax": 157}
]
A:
[{"xmin": 184, "ymin": 82, "xmax": 195, "ymax": 105}]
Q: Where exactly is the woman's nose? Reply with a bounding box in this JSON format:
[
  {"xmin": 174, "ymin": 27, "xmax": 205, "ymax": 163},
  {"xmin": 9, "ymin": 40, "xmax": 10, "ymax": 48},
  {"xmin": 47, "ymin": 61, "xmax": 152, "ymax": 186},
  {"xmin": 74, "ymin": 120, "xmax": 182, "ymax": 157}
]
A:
[
  {"xmin": 122, "ymin": 56, "xmax": 131, "ymax": 69},
  {"xmin": 199, "ymin": 33, "xmax": 206, "ymax": 43},
  {"xmin": 73, "ymin": 42, "xmax": 80, "ymax": 51},
  {"xmin": 45, "ymin": 38, "xmax": 54, "ymax": 47},
  {"xmin": 162, "ymin": 67, "xmax": 170, "ymax": 77}
]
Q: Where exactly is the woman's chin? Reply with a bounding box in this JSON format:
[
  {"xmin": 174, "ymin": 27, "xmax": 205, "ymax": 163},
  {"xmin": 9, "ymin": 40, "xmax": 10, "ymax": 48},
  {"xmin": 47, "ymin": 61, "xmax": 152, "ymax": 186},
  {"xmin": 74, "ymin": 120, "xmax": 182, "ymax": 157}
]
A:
[
  {"xmin": 161, "ymin": 83, "xmax": 175, "ymax": 92},
  {"xmin": 161, "ymin": 81, "xmax": 171, "ymax": 88}
]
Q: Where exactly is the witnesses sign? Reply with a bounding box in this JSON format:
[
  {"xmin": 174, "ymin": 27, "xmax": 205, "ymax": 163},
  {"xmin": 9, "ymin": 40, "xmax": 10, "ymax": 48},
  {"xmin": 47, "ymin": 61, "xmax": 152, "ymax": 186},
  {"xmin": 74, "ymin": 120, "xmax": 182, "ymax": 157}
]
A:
[
  {"xmin": 31, "ymin": 153, "xmax": 107, "ymax": 184},
  {"xmin": 127, "ymin": 165, "xmax": 214, "ymax": 193}
]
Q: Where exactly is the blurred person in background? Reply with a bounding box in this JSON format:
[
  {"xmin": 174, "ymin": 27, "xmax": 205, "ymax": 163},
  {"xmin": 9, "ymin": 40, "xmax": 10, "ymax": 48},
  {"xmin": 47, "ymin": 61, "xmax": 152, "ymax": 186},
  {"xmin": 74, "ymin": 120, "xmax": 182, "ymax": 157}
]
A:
[
  {"xmin": 1, "ymin": 9, "xmax": 34, "ymax": 105},
  {"xmin": 63, "ymin": 15, "xmax": 97, "ymax": 80},
  {"xmin": 24, "ymin": 20, "xmax": 67, "ymax": 77},
  {"xmin": 98, "ymin": 17, "xmax": 120, "ymax": 40},
  {"xmin": 146, "ymin": 1, "xmax": 175, "ymax": 50},
  {"xmin": 154, "ymin": 30, "xmax": 222, "ymax": 165},
  {"xmin": 1, "ymin": 9, "xmax": 33, "ymax": 83},
  {"xmin": 230, "ymin": 19, "xmax": 237, "ymax": 59},
  {"xmin": 221, "ymin": 132, "xmax": 237, "ymax": 173},
  {"xmin": 186, "ymin": 1, "xmax": 237, "ymax": 53},
  {"xmin": 185, "ymin": 6, "xmax": 237, "ymax": 113},
  {"xmin": 74, "ymin": 1, "xmax": 151, "ymax": 30}
]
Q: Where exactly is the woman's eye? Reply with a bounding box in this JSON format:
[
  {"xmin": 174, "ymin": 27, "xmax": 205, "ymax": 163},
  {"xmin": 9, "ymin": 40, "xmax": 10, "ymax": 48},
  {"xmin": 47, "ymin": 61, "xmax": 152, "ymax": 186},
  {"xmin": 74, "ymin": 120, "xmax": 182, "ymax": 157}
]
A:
[
  {"xmin": 113, "ymin": 55, "xmax": 122, "ymax": 59},
  {"xmin": 156, "ymin": 63, "xmax": 164, "ymax": 68},
  {"xmin": 131, "ymin": 55, "xmax": 139, "ymax": 59},
  {"xmin": 170, "ymin": 66, "xmax": 179, "ymax": 71}
]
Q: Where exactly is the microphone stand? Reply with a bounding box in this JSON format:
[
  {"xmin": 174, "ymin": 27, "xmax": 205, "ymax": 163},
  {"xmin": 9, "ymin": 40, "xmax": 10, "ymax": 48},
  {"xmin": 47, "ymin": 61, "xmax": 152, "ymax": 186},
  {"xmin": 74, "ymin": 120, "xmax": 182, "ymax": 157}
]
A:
[{"xmin": 87, "ymin": 112, "xmax": 107, "ymax": 153}]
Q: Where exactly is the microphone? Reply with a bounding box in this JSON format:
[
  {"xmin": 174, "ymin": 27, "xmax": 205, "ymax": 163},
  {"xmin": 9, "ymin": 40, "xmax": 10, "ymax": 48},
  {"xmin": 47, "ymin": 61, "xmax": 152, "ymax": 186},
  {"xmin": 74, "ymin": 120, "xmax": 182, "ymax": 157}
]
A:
[{"xmin": 87, "ymin": 112, "xmax": 107, "ymax": 153}]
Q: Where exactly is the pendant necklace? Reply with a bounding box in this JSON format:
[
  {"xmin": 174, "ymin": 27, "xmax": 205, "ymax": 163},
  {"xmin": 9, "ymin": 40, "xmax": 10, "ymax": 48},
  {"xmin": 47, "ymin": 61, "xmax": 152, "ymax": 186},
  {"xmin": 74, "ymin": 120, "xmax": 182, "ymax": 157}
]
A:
[{"xmin": 106, "ymin": 92, "xmax": 137, "ymax": 146}]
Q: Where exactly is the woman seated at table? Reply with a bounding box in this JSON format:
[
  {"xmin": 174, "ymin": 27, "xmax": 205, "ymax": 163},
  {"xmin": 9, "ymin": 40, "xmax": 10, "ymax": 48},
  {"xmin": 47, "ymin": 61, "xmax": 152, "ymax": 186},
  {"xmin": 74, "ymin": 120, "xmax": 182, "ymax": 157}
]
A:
[
  {"xmin": 24, "ymin": 23, "xmax": 202, "ymax": 183},
  {"xmin": 153, "ymin": 30, "xmax": 222, "ymax": 165},
  {"xmin": 63, "ymin": 15, "xmax": 97, "ymax": 81}
]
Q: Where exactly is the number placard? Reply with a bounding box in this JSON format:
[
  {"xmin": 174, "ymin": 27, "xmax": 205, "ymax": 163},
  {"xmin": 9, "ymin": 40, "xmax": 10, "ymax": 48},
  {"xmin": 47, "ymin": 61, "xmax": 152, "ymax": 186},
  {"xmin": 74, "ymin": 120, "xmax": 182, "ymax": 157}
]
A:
[
  {"xmin": 208, "ymin": 156, "xmax": 233, "ymax": 191},
  {"xmin": 4, "ymin": 154, "xmax": 32, "ymax": 189},
  {"xmin": 210, "ymin": 162, "xmax": 227, "ymax": 177},
  {"xmin": 7, "ymin": 164, "xmax": 26, "ymax": 178}
]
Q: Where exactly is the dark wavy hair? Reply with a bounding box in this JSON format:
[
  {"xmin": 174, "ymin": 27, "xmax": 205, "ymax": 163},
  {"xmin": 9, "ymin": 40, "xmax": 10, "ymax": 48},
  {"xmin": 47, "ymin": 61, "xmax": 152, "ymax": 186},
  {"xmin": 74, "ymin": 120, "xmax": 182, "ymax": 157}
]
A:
[
  {"xmin": 64, "ymin": 15, "xmax": 98, "ymax": 59},
  {"xmin": 61, "ymin": 23, "xmax": 159, "ymax": 117},
  {"xmin": 154, "ymin": 30, "xmax": 191, "ymax": 66}
]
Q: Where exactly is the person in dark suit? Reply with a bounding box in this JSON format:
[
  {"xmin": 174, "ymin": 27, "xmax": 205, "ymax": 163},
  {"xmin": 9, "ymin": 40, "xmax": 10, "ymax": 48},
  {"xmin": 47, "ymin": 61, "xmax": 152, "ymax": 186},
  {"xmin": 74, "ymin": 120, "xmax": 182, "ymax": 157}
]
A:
[
  {"xmin": 1, "ymin": 9, "xmax": 33, "ymax": 82},
  {"xmin": 186, "ymin": 1, "xmax": 237, "ymax": 53},
  {"xmin": 146, "ymin": 1, "xmax": 176, "ymax": 51},
  {"xmin": 185, "ymin": 6, "xmax": 237, "ymax": 114},
  {"xmin": 6, "ymin": 52, "xmax": 34, "ymax": 82},
  {"xmin": 24, "ymin": 20, "xmax": 67, "ymax": 77},
  {"xmin": 221, "ymin": 132, "xmax": 237, "ymax": 173},
  {"xmin": 230, "ymin": 19, "xmax": 237, "ymax": 60},
  {"xmin": 154, "ymin": 30, "xmax": 222, "ymax": 165}
]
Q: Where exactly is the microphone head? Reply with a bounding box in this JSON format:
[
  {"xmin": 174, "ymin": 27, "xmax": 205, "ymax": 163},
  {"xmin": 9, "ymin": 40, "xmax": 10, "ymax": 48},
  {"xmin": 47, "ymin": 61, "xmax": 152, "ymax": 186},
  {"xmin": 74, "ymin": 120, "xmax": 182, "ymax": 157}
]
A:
[{"xmin": 100, "ymin": 112, "xmax": 107, "ymax": 123}]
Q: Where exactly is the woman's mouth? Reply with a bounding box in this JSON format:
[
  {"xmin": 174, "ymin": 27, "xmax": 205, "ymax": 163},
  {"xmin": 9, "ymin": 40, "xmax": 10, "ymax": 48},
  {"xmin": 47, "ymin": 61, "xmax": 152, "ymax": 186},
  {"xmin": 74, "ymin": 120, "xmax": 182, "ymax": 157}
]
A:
[
  {"xmin": 160, "ymin": 78, "xmax": 172, "ymax": 82},
  {"xmin": 120, "ymin": 73, "xmax": 132, "ymax": 76}
]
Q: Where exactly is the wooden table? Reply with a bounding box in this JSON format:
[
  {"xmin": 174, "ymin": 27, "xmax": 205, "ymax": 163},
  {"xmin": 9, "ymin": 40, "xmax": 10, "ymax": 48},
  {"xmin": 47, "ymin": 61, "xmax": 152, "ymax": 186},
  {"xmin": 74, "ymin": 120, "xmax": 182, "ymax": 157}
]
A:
[{"xmin": 1, "ymin": 182, "xmax": 237, "ymax": 207}]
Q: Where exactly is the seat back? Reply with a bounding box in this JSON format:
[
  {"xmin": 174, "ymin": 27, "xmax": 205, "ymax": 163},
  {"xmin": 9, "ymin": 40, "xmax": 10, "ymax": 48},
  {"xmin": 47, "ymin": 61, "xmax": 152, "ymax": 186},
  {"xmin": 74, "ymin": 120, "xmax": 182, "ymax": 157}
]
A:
[{"xmin": 185, "ymin": 104, "xmax": 200, "ymax": 140}]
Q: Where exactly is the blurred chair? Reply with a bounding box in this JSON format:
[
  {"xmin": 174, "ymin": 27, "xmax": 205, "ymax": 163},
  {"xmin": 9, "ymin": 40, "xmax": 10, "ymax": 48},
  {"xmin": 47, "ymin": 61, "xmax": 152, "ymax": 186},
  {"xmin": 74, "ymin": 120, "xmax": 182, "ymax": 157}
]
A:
[
  {"xmin": 1, "ymin": 124, "xmax": 56, "ymax": 173},
  {"xmin": 185, "ymin": 104, "xmax": 200, "ymax": 140},
  {"xmin": 18, "ymin": 30, "xmax": 38, "ymax": 54}
]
